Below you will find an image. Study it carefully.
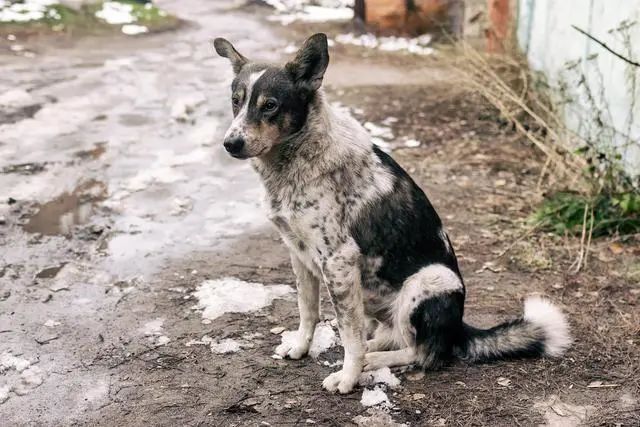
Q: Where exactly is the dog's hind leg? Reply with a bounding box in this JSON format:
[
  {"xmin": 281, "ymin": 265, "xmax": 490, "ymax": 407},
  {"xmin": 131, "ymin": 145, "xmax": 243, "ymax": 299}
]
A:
[
  {"xmin": 366, "ymin": 322, "xmax": 395, "ymax": 352},
  {"xmin": 364, "ymin": 347, "xmax": 416, "ymax": 371},
  {"xmin": 275, "ymin": 254, "xmax": 320, "ymax": 359},
  {"xmin": 321, "ymin": 239, "xmax": 366, "ymax": 394},
  {"xmin": 384, "ymin": 264, "xmax": 465, "ymax": 370}
]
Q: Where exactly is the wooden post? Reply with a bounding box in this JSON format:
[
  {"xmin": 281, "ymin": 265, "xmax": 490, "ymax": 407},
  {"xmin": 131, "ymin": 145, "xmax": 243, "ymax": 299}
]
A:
[
  {"xmin": 354, "ymin": 0, "xmax": 366, "ymax": 23},
  {"xmin": 487, "ymin": 0, "xmax": 511, "ymax": 52}
]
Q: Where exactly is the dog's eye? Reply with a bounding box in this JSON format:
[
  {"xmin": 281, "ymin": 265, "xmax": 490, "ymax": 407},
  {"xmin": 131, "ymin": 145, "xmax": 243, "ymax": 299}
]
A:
[
  {"xmin": 263, "ymin": 99, "xmax": 278, "ymax": 112},
  {"xmin": 232, "ymin": 96, "xmax": 241, "ymax": 108}
]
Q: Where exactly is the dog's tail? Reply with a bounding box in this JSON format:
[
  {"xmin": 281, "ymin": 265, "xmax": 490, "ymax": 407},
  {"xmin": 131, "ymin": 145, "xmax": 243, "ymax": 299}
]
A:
[{"xmin": 456, "ymin": 297, "xmax": 571, "ymax": 362}]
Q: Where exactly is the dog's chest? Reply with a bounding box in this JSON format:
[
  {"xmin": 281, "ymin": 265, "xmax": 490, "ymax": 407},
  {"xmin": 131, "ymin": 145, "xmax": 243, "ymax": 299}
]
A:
[{"xmin": 267, "ymin": 190, "xmax": 343, "ymax": 273}]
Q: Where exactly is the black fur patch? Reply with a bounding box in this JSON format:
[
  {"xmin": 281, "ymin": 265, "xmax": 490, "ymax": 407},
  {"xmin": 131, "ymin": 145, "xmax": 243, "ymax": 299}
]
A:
[
  {"xmin": 351, "ymin": 147, "xmax": 463, "ymax": 290},
  {"xmin": 248, "ymin": 68, "xmax": 311, "ymax": 134},
  {"xmin": 410, "ymin": 292, "xmax": 465, "ymax": 369}
]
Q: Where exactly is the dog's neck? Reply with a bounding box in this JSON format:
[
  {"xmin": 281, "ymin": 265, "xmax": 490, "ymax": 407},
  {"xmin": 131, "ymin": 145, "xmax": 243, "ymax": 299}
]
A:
[{"xmin": 252, "ymin": 90, "xmax": 369, "ymax": 196}]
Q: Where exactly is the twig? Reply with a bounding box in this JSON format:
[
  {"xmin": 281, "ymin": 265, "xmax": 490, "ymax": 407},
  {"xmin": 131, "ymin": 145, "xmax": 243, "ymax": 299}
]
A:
[{"xmin": 572, "ymin": 25, "xmax": 640, "ymax": 68}]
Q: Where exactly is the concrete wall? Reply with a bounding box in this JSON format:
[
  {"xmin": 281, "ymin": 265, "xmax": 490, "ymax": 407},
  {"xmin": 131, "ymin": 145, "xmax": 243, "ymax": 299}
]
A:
[{"xmin": 517, "ymin": 0, "xmax": 640, "ymax": 177}]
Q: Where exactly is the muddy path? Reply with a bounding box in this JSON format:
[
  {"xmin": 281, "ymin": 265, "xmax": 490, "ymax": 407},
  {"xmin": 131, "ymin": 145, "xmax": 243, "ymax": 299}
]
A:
[{"xmin": 1, "ymin": 1, "xmax": 639, "ymax": 426}]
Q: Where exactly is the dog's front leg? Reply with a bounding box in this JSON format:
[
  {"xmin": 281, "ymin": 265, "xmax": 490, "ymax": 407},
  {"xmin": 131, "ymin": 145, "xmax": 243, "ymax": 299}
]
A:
[
  {"xmin": 321, "ymin": 240, "xmax": 366, "ymax": 394},
  {"xmin": 275, "ymin": 254, "xmax": 321, "ymax": 359}
]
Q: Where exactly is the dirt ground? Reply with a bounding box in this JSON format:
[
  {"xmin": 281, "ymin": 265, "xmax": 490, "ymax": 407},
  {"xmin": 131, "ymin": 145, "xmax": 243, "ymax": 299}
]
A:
[{"xmin": 1, "ymin": 1, "xmax": 639, "ymax": 426}]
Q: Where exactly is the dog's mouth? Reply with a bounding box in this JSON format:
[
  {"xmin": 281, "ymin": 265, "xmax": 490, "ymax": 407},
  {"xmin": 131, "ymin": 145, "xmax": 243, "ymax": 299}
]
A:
[{"xmin": 229, "ymin": 146, "xmax": 269, "ymax": 160}]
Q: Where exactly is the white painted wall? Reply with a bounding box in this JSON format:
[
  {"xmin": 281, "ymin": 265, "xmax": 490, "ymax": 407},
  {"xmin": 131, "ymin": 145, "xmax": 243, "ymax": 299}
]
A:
[{"xmin": 517, "ymin": 0, "xmax": 640, "ymax": 177}]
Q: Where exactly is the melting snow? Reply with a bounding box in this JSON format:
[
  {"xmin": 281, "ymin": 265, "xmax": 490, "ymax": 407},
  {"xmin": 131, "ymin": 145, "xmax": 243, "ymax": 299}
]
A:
[
  {"xmin": 403, "ymin": 138, "xmax": 421, "ymax": 148},
  {"xmin": 0, "ymin": 352, "xmax": 45, "ymax": 404},
  {"xmin": 95, "ymin": 1, "xmax": 136, "ymax": 25},
  {"xmin": 335, "ymin": 33, "xmax": 434, "ymax": 56},
  {"xmin": 364, "ymin": 121, "xmax": 393, "ymax": 150},
  {"xmin": 122, "ymin": 24, "xmax": 148, "ymax": 35},
  {"xmin": 353, "ymin": 409, "xmax": 408, "ymax": 427},
  {"xmin": 360, "ymin": 385, "xmax": 391, "ymax": 407},
  {"xmin": 264, "ymin": 0, "xmax": 353, "ymax": 25},
  {"xmin": 359, "ymin": 367, "xmax": 401, "ymax": 388},
  {"xmin": 141, "ymin": 318, "xmax": 170, "ymax": 347},
  {"xmin": 170, "ymin": 93, "xmax": 206, "ymax": 122},
  {"xmin": 210, "ymin": 338, "xmax": 242, "ymax": 354},
  {"xmin": 192, "ymin": 277, "xmax": 293, "ymax": 321},
  {"xmin": 186, "ymin": 334, "xmax": 257, "ymax": 354},
  {"xmin": 275, "ymin": 322, "xmax": 337, "ymax": 358},
  {"xmin": 0, "ymin": 0, "xmax": 57, "ymax": 23}
]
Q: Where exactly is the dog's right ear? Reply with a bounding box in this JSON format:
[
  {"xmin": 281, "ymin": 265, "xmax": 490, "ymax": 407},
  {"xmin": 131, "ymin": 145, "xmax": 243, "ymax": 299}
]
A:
[{"xmin": 212, "ymin": 38, "xmax": 248, "ymax": 75}]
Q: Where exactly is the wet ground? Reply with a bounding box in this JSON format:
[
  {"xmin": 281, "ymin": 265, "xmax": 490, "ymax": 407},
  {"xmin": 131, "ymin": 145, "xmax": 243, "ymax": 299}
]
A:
[{"xmin": 1, "ymin": 1, "xmax": 639, "ymax": 426}]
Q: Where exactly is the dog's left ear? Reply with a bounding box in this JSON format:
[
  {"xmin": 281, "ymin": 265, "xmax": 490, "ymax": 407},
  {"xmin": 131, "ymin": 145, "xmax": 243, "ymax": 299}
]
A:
[
  {"xmin": 213, "ymin": 37, "xmax": 248, "ymax": 75},
  {"xmin": 285, "ymin": 33, "xmax": 329, "ymax": 92}
]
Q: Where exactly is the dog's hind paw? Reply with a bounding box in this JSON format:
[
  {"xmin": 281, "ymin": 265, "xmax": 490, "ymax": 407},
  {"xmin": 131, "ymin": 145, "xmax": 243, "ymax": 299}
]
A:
[{"xmin": 322, "ymin": 370, "xmax": 358, "ymax": 394}]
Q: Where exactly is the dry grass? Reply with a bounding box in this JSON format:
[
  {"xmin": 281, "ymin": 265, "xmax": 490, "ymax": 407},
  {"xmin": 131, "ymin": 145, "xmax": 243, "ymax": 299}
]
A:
[{"xmin": 455, "ymin": 42, "xmax": 589, "ymax": 193}]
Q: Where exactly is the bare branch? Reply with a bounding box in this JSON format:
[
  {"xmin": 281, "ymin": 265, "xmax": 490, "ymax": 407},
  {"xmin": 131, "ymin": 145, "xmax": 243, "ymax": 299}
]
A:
[{"xmin": 572, "ymin": 25, "xmax": 640, "ymax": 68}]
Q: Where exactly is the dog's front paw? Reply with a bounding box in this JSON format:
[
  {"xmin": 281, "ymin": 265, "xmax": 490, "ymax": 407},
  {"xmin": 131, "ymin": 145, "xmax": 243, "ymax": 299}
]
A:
[
  {"xmin": 274, "ymin": 342, "xmax": 309, "ymax": 360},
  {"xmin": 322, "ymin": 369, "xmax": 359, "ymax": 394}
]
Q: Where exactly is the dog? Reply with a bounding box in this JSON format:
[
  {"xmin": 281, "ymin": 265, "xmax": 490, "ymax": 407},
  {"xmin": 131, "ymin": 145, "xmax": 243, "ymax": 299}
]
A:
[{"xmin": 213, "ymin": 33, "xmax": 571, "ymax": 394}]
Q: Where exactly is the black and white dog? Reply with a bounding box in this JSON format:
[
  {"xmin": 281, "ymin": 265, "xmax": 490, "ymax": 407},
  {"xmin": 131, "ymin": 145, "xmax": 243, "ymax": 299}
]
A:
[{"xmin": 213, "ymin": 34, "xmax": 571, "ymax": 394}]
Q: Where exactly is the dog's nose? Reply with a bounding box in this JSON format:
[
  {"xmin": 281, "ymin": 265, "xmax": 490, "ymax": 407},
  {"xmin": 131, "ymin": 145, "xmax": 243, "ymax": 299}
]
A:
[{"xmin": 223, "ymin": 137, "xmax": 245, "ymax": 155}]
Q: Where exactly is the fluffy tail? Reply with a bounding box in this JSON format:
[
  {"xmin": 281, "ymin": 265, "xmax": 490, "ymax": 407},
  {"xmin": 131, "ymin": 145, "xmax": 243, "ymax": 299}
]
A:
[{"xmin": 457, "ymin": 297, "xmax": 572, "ymax": 362}]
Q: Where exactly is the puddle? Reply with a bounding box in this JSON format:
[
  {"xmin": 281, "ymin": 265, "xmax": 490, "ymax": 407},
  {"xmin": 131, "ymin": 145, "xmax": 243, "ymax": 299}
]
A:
[
  {"xmin": 23, "ymin": 180, "xmax": 107, "ymax": 236},
  {"xmin": 35, "ymin": 263, "xmax": 68, "ymax": 279},
  {"xmin": 2, "ymin": 162, "xmax": 47, "ymax": 175},
  {"xmin": 74, "ymin": 143, "xmax": 107, "ymax": 160},
  {"xmin": 118, "ymin": 113, "xmax": 151, "ymax": 127}
]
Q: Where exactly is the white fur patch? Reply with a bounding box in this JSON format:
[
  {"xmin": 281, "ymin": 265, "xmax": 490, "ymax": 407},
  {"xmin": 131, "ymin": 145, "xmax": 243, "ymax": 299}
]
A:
[
  {"xmin": 391, "ymin": 264, "xmax": 462, "ymax": 347},
  {"xmin": 225, "ymin": 69, "xmax": 266, "ymax": 139},
  {"xmin": 524, "ymin": 297, "xmax": 571, "ymax": 357}
]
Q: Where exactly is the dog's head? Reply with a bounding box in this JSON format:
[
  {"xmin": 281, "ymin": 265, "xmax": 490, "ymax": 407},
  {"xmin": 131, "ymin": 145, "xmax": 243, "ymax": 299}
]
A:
[{"xmin": 213, "ymin": 33, "xmax": 329, "ymax": 159}]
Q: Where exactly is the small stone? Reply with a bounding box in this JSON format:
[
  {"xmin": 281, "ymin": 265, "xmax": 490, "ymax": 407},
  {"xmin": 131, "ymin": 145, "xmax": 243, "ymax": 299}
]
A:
[
  {"xmin": 413, "ymin": 393, "xmax": 426, "ymax": 400},
  {"xmin": 0, "ymin": 216, "xmax": 7, "ymax": 225},
  {"xmin": 270, "ymin": 326, "xmax": 286, "ymax": 335}
]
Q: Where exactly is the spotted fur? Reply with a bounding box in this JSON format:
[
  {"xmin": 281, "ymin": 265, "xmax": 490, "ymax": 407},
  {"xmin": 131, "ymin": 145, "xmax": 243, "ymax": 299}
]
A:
[{"xmin": 214, "ymin": 33, "xmax": 572, "ymax": 394}]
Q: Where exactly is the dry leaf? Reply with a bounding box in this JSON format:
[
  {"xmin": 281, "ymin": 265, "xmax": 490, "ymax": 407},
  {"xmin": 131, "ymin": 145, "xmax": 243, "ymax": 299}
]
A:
[
  {"xmin": 609, "ymin": 243, "xmax": 624, "ymax": 255},
  {"xmin": 497, "ymin": 377, "xmax": 511, "ymax": 387}
]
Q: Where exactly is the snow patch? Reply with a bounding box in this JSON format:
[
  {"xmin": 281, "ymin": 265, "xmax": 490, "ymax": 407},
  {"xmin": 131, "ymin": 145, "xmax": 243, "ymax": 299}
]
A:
[
  {"xmin": 0, "ymin": 89, "xmax": 35, "ymax": 108},
  {"xmin": 360, "ymin": 385, "xmax": 390, "ymax": 407},
  {"xmin": 170, "ymin": 93, "xmax": 206, "ymax": 122},
  {"xmin": 264, "ymin": 0, "xmax": 353, "ymax": 25},
  {"xmin": 0, "ymin": 352, "xmax": 45, "ymax": 404},
  {"xmin": 336, "ymin": 33, "xmax": 434, "ymax": 56},
  {"xmin": 275, "ymin": 322, "xmax": 337, "ymax": 358},
  {"xmin": 122, "ymin": 24, "xmax": 148, "ymax": 35},
  {"xmin": 210, "ymin": 338, "xmax": 242, "ymax": 354},
  {"xmin": 44, "ymin": 319, "xmax": 61, "ymax": 327},
  {"xmin": 192, "ymin": 277, "xmax": 293, "ymax": 321},
  {"xmin": 403, "ymin": 138, "xmax": 421, "ymax": 148},
  {"xmin": 95, "ymin": 1, "xmax": 135, "ymax": 25},
  {"xmin": 364, "ymin": 121, "xmax": 393, "ymax": 150},
  {"xmin": 141, "ymin": 318, "xmax": 170, "ymax": 347},
  {"xmin": 0, "ymin": 0, "xmax": 57, "ymax": 23},
  {"xmin": 353, "ymin": 409, "xmax": 408, "ymax": 427},
  {"xmin": 359, "ymin": 367, "xmax": 400, "ymax": 388},
  {"xmin": 186, "ymin": 334, "xmax": 259, "ymax": 354}
]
